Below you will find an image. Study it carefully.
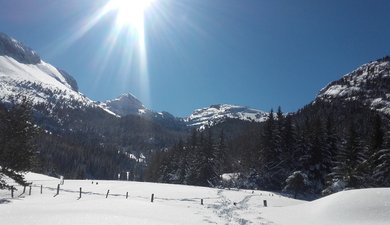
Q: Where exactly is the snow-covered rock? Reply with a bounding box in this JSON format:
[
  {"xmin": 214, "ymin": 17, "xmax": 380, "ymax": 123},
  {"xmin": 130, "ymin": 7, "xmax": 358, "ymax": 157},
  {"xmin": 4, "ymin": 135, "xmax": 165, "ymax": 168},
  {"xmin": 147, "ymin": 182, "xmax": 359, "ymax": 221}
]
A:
[
  {"xmin": 317, "ymin": 56, "xmax": 390, "ymax": 114},
  {"xmin": 185, "ymin": 104, "xmax": 269, "ymax": 127}
]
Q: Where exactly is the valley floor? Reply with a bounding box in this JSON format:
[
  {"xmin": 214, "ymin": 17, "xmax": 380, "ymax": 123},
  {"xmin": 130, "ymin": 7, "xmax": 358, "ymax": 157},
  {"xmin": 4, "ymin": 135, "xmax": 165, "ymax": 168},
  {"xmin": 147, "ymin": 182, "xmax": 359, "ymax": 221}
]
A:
[{"xmin": 0, "ymin": 173, "xmax": 389, "ymax": 225}]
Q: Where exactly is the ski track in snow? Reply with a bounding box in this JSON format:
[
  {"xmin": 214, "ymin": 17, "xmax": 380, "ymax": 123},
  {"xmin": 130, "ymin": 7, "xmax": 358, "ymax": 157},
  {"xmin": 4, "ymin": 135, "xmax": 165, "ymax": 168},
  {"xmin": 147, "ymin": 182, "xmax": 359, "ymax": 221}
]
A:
[{"xmin": 207, "ymin": 189, "xmax": 271, "ymax": 225}]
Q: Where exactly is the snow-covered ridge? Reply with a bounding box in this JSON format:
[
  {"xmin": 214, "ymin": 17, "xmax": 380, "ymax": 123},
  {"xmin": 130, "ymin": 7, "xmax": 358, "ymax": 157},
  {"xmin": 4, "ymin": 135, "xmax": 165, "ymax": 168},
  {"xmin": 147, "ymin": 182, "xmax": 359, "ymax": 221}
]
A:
[
  {"xmin": 0, "ymin": 32, "xmax": 116, "ymax": 118},
  {"xmin": 186, "ymin": 104, "xmax": 269, "ymax": 127},
  {"xmin": 0, "ymin": 32, "xmax": 41, "ymax": 64},
  {"xmin": 317, "ymin": 57, "xmax": 390, "ymax": 114}
]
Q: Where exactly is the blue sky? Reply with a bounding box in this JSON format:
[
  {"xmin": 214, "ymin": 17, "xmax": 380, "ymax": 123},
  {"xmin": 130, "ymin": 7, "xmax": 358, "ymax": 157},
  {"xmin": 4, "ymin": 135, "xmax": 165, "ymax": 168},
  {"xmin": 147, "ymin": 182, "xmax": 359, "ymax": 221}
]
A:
[{"xmin": 1, "ymin": 0, "xmax": 390, "ymax": 116}]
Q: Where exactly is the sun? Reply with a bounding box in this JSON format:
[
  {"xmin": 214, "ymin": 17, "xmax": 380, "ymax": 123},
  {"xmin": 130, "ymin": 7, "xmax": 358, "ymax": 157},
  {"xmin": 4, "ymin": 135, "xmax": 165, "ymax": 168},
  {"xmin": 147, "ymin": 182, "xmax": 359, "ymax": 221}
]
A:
[
  {"xmin": 57, "ymin": 0, "xmax": 157, "ymax": 107},
  {"xmin": 105, "ymin": 0, "xmax": 155, "ymax": 30}
]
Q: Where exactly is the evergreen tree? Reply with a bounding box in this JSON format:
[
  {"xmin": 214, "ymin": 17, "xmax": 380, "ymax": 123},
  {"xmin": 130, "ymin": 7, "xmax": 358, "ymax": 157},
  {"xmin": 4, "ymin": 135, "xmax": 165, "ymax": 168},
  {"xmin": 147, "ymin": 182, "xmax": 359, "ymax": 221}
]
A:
[
  {"xmin": 369, "ymin": 114, "xmax": 384, "ymax": 154},
  {"xmin": 214, "ymin": 130, "xmax": 227, "ymax": 178},
  {"xmin": 197, "ymin": 128, "xmax": 218, "ymax": 186},
  {"xmin": 259, "ymin": 109, "xmax": 285, "ymax": 190},
  {"xmin": 373, "ymin": 148, "xmax": 390, "ymax": 186},
  {"xmin": 373, "ymin": 132, "xmax": 390, "ymax": 186},
  {"xmin": 330, "ymin": 124, "xmax": 367, "ymax": 189},
  {"xmin": 283, "ymin": 171, "xmax": 309, "ymax": 199},
  {"xmin": 308, "ymin": 118, "xmax": 328, "ymax": 192},
  {"xmin": 0, "ymin": 99, "xmax": 38, "ymax": 189}
]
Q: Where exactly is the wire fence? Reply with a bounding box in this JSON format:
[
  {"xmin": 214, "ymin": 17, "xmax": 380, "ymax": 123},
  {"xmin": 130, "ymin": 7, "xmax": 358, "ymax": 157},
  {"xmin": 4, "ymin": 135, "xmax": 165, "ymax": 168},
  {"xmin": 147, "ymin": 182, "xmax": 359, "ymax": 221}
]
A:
[{"xmin": 2, "ymin": 181, "xmax": 276, "ymax": 208}]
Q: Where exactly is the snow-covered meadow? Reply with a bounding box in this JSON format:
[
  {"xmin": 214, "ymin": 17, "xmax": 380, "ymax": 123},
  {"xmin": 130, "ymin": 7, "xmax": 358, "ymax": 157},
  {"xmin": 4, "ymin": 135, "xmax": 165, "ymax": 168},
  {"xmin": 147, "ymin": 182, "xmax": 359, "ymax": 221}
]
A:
[{"xmin": 0, "ymin": 173, "xmax": 389, "ymax": 225}]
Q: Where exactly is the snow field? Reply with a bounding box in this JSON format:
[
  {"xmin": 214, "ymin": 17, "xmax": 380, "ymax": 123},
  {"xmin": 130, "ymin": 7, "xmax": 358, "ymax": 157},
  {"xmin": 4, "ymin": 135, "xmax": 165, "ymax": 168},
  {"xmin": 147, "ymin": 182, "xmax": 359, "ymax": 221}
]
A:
[
  {"xmin": 262, "ymin": 188, "xmax": 390, "ymax": 225},
  {"xmin": 1, "ymin": 173, "xmax": 389, "ymax": 225},
  {"xmin": 0, "ymin": 173, "xmax": 301, "ymax": 225}
]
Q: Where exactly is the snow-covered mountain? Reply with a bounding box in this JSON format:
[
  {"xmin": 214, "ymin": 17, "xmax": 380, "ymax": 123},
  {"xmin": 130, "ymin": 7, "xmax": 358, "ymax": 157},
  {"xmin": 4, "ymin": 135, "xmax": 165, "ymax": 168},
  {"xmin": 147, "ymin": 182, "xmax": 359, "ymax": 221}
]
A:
[
  {"xmin": 0, "ymin": 32, "xmax": 112, "ymax": 117},
  {"xmin": 100, "ymin": 94, "xmax": 182, "ymax": 126},
  {"xmin": 101, "ymin": 94, "xmax": 269, "ymax": 127},
  {"xmin": 100, "ymin": 93, "xmax": 148, "ymax": 117},
  {"xmin": 317, "ymin": 56, "xmax": 390, "ymax": 114},
  {"xmin": 185, "ymin": 104, "xmax": 269, "ymax": 127}
]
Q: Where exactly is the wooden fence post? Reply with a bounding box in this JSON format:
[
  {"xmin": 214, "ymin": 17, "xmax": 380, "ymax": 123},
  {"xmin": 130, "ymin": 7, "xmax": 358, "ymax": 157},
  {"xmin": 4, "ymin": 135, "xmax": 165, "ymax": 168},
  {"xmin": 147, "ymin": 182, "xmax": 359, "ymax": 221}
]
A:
[
  {"xmin": 263, "ymin": 200, "xmax": 267, "ymax": 207},
  {"xmin": 79, "ymin": 187, "xmax": 82, "ymax": 199},
  {"xmin": 18, "ymin": 186, "xmax": 26, "ymax": 197},
  {"xmin": 106, "ymin": 190, "xmax": 110, "ymax": 198},
  {"xmin": 126, "ymin": 192, "xmax": 128, "ymax": 199},
  {"xmin": 11, "ymin": 186, "xmax": 14, "ymax": 198},
  {"xmin": 53, "ymin": 184, "xmax": 60, "ymax": 197},
  {"xmin": 201, "ymin": 199, "xmax": 204, "ymax": 205},
  {"xmin": 28, "ymin": 185, "xmax": 32, "ymax": 196},
  {"xmin": 40, "ymin": 185, "xmax": 43, "ymax": 194},
  {"xmin": 151, "ymin": 194, "xmax": 154, "ymax": 202}
]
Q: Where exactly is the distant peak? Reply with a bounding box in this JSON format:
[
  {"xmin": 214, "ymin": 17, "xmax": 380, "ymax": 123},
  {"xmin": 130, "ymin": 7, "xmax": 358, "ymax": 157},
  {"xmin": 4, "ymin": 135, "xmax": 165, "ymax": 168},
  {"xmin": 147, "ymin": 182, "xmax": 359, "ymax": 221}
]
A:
[
  {"xmin": 102, "ymin": 92, "xmax": 147, "ymax": 117},
  {"xmin": 0, "ymin": 32, "xmax": 41, "ymax": 64},
  {"xmin": 187, "ymin": 103, "xmax": 268, "ymax": 127},
  {"xmin": 119, "ymin": 92, "xmax": 139, "ymax": 100}
]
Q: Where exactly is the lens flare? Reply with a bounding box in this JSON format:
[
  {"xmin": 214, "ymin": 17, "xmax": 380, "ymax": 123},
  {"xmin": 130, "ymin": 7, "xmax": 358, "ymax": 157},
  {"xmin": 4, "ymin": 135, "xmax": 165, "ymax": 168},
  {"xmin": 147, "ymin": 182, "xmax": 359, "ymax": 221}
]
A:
[
  {"xmin": 102, "ymin": 0, "xmax": 155, "ymax": 105},
  {"xmin": 46, "ymin": 0, "xmax": 159, "ymax": 106},
  {"xmin": 106, "ymin": 0, "xmax": 154, "ymax": 30}
]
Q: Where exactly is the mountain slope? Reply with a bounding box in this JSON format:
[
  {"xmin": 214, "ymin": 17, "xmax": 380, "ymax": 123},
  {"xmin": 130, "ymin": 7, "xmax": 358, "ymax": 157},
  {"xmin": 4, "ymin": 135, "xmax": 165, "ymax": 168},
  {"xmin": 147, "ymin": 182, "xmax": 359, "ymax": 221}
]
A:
[
  {"xmin": 0, "ymin": 32, "xmax": 109, "ymax": 116},
  {"xmin": 317, "ymin": 56, "xmax": 390, "ymax": 114}
]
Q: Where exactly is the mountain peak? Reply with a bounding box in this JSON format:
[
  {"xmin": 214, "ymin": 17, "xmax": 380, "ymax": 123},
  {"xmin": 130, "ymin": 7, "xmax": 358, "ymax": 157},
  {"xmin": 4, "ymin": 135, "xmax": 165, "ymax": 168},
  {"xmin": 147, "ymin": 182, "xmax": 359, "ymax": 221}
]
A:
[
  {"xmin": 0, "ymin": 32, "xmax": 41, "ymax": 64},
  {"xmin": 102, "ymin": 93, "xmax": 146, "ymax": 117}
]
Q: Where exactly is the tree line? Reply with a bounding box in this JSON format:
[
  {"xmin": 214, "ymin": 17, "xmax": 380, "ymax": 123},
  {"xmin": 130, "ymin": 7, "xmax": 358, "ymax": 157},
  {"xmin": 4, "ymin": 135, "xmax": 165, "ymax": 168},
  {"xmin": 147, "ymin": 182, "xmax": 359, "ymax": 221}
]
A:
[{"xmin": 146, "ymin": 100, "xmax": 390, "ymax": 197}]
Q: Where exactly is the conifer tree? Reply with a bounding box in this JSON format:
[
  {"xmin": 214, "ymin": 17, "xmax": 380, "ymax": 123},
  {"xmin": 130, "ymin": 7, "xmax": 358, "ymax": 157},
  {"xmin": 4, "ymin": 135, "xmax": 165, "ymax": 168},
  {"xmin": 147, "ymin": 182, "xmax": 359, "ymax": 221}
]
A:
[
  {"xmin": 0, "ymin": 99, "xmax": 38, "ymax": 189},
  {"xmin": 259, "ymin": 109, "xmax": 285, "ymax": 190},
  {"xmin": 331, "ymin": 124, "xmax": 367, "ymax": 189},
  {"xmin": 214, "ymin": 130, "xmax": 227, "ymax": 177},
  {"xmin": 373, "ymin": 131, "xmax": 390, "ymax": 186}
]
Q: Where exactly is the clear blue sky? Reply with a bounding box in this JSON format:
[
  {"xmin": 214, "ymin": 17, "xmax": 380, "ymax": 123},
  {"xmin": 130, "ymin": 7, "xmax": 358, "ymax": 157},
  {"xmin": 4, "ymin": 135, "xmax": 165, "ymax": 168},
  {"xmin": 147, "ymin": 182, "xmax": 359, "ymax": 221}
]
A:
[{"xmin": 1, "ymin": 0, "xmax": 389, "ymax": 116}]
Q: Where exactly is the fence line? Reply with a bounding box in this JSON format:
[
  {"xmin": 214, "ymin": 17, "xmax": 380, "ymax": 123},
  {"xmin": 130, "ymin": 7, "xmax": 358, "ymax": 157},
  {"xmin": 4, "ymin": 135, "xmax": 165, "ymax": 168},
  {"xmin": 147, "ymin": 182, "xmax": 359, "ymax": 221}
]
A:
[{"xmin": 4, "ymin": 183, "xmax": 275, "ymax": 208}]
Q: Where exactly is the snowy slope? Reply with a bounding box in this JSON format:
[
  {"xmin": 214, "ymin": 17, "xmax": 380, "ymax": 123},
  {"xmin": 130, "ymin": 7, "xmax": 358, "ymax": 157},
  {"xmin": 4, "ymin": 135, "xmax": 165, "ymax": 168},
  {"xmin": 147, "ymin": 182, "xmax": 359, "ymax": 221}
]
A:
[
  {"xmin": 0, "ymin": 32, "xmax": 114, "ymax": 116},
  {"xmin": 0, "ymin": 56, "xmax": 89, "ymax": 105},
  {"xmin": 317, "ymin": 56, "xmax": 390, "ymax": 114},
  {"xmin": 186, "ymin": 104, "xmax": 269, "ymax": 127},
  {"xmin": 1, "ymin": 173, "xmax": 389, "ymax": 225},
  {"xmin": 262, "ymin": 188, "xmax": 390, "ymax": 225}
]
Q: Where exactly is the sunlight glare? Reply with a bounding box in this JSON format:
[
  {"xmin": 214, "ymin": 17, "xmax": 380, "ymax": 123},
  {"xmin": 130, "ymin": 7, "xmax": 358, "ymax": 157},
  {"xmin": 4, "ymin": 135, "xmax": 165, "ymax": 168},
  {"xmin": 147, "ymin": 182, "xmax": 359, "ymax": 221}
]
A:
[
  {"xmin": 52, "ymin": 0, "xmax": 158, "ymax": 107},
  {"xmin": 106, "ymin": 0, "xmax": 155, "ymax": 30}
]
